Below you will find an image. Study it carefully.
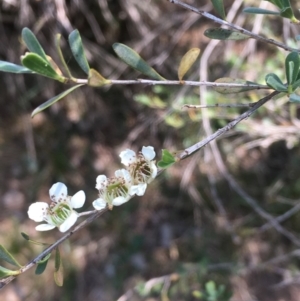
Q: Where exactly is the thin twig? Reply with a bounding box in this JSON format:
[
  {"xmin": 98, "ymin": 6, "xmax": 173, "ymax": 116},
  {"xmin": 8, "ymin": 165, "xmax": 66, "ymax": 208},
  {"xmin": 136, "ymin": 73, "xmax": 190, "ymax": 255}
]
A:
[
  {"xmin": 168, "ymin": 0, "xmax": 299, "ymax": 53},
  {"xmin": 182, "ymin": 103, "xmax": 256, "ymax": 109}
]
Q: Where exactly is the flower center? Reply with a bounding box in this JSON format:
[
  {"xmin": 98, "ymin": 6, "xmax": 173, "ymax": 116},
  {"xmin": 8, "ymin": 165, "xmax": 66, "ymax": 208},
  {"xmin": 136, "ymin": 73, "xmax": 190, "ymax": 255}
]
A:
[
  {"xmin": 47, "ymin": 202, "xmax": 72, "ymax": 226},
  {"xmin": 131, "ymin": 159, "xmax": 152, "ymax": 184}
]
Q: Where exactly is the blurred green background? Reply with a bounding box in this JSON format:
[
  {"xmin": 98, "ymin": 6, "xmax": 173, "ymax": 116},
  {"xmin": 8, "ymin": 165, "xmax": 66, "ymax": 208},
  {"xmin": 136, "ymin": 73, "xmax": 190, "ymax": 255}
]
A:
[{"xmin": 1, "ymin": 0, "xmax": 300, "ymax": 300}]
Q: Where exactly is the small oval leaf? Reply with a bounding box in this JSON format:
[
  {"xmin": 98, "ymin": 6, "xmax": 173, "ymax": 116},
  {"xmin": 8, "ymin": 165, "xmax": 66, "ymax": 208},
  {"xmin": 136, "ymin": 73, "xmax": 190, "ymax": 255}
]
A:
[
  {"xmin": 68, "ymin": 29, "xmax": 90, "ymax": 75},
  {"xmin": 178, "ymin": 48, "xmax": 200, "ymax": 81},
  {"xmin": 157, "ymin": 149, "xmax": 176, "ymax": 168},
  {"xmin": 211, "ymin": 0, "xmax": 226, "ymax": 20},
  {"xmin": 0, "ymin": 61, "xmax": 34, "ymax": 73},
  {"xmin": 21, "ymin": 232, "xmax": 30, "ymax": 241},
  {"xmin": 21, "ymin": 53, "xmax": 66, "ymax": 82},
  {"xmin": 0, "ymin": 265, "xmax": 20, "ymax": 279},
  {"xmin": 35, "ymin": 253, "xmax": 51, "ymax": 275},
  {"xmin": 265, "ymin": 73, "xmax": 287, "ymax": 92},
  {"xmin": 285, "ymin": 52, "xmax": 300, "ymax": 85},
  {"xmin": 112, "ymin": 43, "xmax": 165, "ymax": 80},
  {"xmin": 31, "ymin": 84, "xmax": 84, "ymax": 117},
  {"xmin": 204, "ymin": 28, "xmax": 250, "ymax": 40},
  {"xmin": 0, "ymin": 245, "xmax": 22, "ymax": 268},
  {"xmin": 213, "ymin": 77, "xmax": 260, "ymax": 94},
  {"xmin": 243, "ymin": 7, "xmax": 280, "ymax": 15},
  {"xmin": 88, "ymin": 68, "xmax": 111, "ymax": 87},
  {"xmin": 21, "ymin": 28, "xmax": 48, "ymax": 61}
]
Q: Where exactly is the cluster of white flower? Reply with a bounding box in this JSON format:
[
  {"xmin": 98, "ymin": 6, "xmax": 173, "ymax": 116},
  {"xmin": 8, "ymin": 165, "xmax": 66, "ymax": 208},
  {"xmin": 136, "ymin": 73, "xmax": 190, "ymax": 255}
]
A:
[
  {"xmin": 93, "ymin": 146, "xmax": 157, "ymax": 210},
  {"xmin": 27, "ymin": 146, "xmax": 157, "ymax": 232}
]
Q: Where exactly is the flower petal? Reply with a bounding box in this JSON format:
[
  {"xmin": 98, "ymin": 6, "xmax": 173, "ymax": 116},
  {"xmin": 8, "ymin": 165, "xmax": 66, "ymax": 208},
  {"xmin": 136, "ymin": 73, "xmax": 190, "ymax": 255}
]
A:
[
  {"xmin": 150, "ymin": 162, "xmax": 158, "ymax": 179},
  {"xmin": 28, "ymin": 202, "xmax": 49, "ymax": 222},
  {"xmin": 112, "ymin": 196, "xmax": 129, "ymax": 206},
  {"xmin": 49, "ymin": 182, "xmax": 68, "ymax": 202},
  {"xmin": 35, "ymin": 224, "xmax": 56, "ymax": 231},
  {"xmin": 129, "ymin": 183, "xmax": 147, "ymax": 196},
  {"xmin": 93, "ymin": 198, "xmax": 107, "ymax": 210},
  {"xmin": 59, "ymin": 211, "xmax": 78, "ymax": 232},
  {"xmin": 96, "ymin": 175, "xmax": 108, "ymax": 190},
  {"xmin": 142, "ymin": 146, "xmax": 155, "ymax": 161},
  {"xmin": 119, "ymin": 149, "xmax": 136, "ymax": 166},
  {"xmin": 115, "ymin": 169, "xmax": 131, "ymax": 183},
  {"xmin": 70, "ymin": 190, "xmax": 86, "ymax": 208}
]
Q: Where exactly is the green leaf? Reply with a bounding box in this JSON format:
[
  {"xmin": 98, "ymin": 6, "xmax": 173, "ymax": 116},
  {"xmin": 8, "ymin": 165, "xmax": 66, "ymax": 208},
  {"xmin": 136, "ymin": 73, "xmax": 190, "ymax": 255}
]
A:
[
  {"xmin": 21, "ymin": 232, "xmax": 30, "ymax": 241},
  {"xmin": 292, "ymin": 79, "xmax": 300, "ymax": 91},
  {"xmin": 280, "ymin": 7, "xmax": 294, "ymax": 19},
  {"xmin": 165, "ymin": 113, "xmax": 185, "ymax": 128},
  {"xmin": 88, "ymin": 68, "xmax": 111, "ymax": 87},
  {"xmin": 21, "ymin": 28, "xmax": 48, "ymax": 61},
  {"xmin": 0, "ymin": 60, "xmax": 34, "ymax": 73},
  {"xmin": 31, "ymin": 84, "xmax": 84, "ymax": 117},
  {"xmin": 134, "ymin": 94, "xmax": 166, "ymax": 109},
  {"xmin": 54, "ymin": 248, "xmax": 63, "ymax": 286},
  {"xmin": 21, "ymin": 53, "xmax": 66, "ymax": 82},
  {"xmin": 289, "ymin": 93, "xmax": 300, "ymax": 102},
  {"xmin": 0, "ymin": 265, "xmax": 20, "ymax": 279},
  {"xmin": 112, "ymin": 43, "xmax": 165, "ymax": 80},
  {"xmin": 178, "ymin": 48, "xmax": 200, "ymax": 81},
  {"xmin": 213, "ymin": 78, "xmax": 259, "ymax": 94},
  {"xmin": 285, "ymin": 52, "xmax": 300, "ymax": 85},
  {"xmin": 265, "ymin": 73, "xmax": 287, "ymax": 92},
  {"xmin": 243, "ymin": 7, "xmax": 280, "ymax": 15},
  {"xmin": 211, "ymin": 0, "xmax": 226, "ymax": 19},
  {"xmin": 56, "ymin": 34, "xmax": 73, "ymax": 79},
  {"xmin": 157, "ymin": 149, "xmax": 176, "ymax": 169},
  {"xmin": 68, "ymin": 29, "xmax": 90, "ymax": 75},
  {"xmin": 204, "ymin": 28, "xmax": 250, "ymax": 40},
  {"xmin": 35, "ymin": 253, "xmax": 51, "ymax": 275},
  {"xmin": 0, "ymin": 245, "xmax": 22, "ymax": 268}
]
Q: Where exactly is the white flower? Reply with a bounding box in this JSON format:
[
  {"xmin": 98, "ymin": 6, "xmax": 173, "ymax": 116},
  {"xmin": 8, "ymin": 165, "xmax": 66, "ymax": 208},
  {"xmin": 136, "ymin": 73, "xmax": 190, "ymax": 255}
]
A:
[
  {"xmin": 93, "ymin": 169, "xmax": 133, "ymax": 210},
  {"xmin": 119, "ymin": 146, "xmax": 157, "ymax": 196},
  {"xmin": 28, "ymin": 182, "xmax": 86, "ymax": 232}
]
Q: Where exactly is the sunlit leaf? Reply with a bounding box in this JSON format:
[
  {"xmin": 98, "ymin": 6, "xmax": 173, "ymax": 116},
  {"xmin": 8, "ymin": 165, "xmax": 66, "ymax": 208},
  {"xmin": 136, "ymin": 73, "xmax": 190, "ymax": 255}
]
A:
[
  {"xmin": 46, "ymin": 55, "xmax": 63, "ymax": 76},
  {"xmin": 0, "ymin": 60, "xmax": 34, "ymax": 73},
  {"xmin": 88, "ymin": 68, "xmax": 111, "ymax": 87},
  {"xmin": 112, "ymin": 43, "xmax": 165, "ymax": 80},
  {"xmin": 213, "ymin": 77, "xmax": 259, "ymax": 94},
  {"xmin": 157, "ymin": 149, "xmax": 176, "ymax": 168},
  {"xmin": 243, "ymin": 7, "xmax": 280, "ymax": 15},
  {"xmin": 54, "ymin": 248, "xmax": 63, "ymax": 286},
  {"xmin": 178, "ymin": 48, "xmax": 200, "ymax": 81},
  {"xmin": 0, "ymin": 265, "xmax": 20, "ymax": 279},
  {"xmin": 21, "ymin": 27, "xmax": 48, "ymax": 61},
  {"xmin": 21, "ymin": 53, "xmax": 66, "ymax": 82},
  {"xmin": 211, "ymin": 0, "xmax": 226, "ymax": 19},
  {"xmin": 56, "ymin": 34, "xmax": 73, "ymax": 79},
  {"xmin": 204, "ymin": 28, "xmax": 250, "ymax": 40},
  {"xmin": 0, "ymin": 245, "xmax": 22, "ymax": 268},
  {"xmin": 134, "ymin": 94, "xmax": 166, "ymax": 109},
  {"xmin": 289, "ymin": 93, "xmax": 300, "ymax": 103},
  {"xmin": 68, "ymin": 29, "xmax": 90, "ymax": 75},
  {"xmin": 265, "ymin": 73, "xmax": 287, "ymax": 92},
  {"xmin": 31, "ymin": 84, "xmax": 84, "ymax": 117},
  {"xmin": 35, "ymin": 253, "xmax": 51, "ymax": 275}
]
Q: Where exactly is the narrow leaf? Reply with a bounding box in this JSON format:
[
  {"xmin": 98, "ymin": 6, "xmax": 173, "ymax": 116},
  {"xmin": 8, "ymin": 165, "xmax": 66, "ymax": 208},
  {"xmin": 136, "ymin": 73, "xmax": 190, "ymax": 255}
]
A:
[
  {"xmin": 0, "ymin": 61, "xmax": 34, "ymax": 73},
  {"xmin": 35, "ymin": 253, "xmax": 51, "ymax": 275},
  {"xmin": 243, "ymin": 7, "xmax": 280, "ymax": 15},
  {"xmin": 54, "ymin": 248, "xmax": 63, "ymax": 286},
  {"xmin": 213, "ymin": 77, "xmax": 259, "ymax": 94},
  {"xmin": 265, "ymin": 73, "xmax": 287, "ymax": 92},
  {"xmin": 68, "ymin": 29, "xmax": 90, "ymax": 75},
  {"xmin": 46, "ymin": 55, "xmax": 63, "ymax": 76},
  {"xmin": 280, "ymin": 7, "xmax": 295, "ymax": 20},
  {"xmin": 211, "ymin": 0, "xmax": 226, "ymax": 19},
  {"xmin": 292, "ymin": 79, "xmax": 300, "ymax": 91},
  {"xmin": 289, "ymin": 93, "xmax": 300, "ymax": 103},
  {"xmin": 0, "ymin": 265, "xmax": 20, "ymax": 279},
  {"xmin": 112, "ymin": 43, "xmax": 165, "ymax": 80},
  {"xmin": 204, "ymin": 28, "xmax": 250, "ymax": 40},
  {"xmin": 21, "ymin": 53, "xmax": 66, "ymax": 82},
  {"xmin": 178, "ymin": 48, "xmax": 200, "ymax": 81},
  {"xmin": 0, "ymin": 245, "xmax": 22, "ymax": 268},
  {"xmin": 285, "ymin": 52, "xmax": 300, "ymax": 85},
  {"xmin": 31, "ymin": 84, "xmax": 84, "ymax": 117},
  {"xmin": 21, "ymin": 232, "xmax": 30, "ymax": 241},
  {"xmin": 21, "ymin": 28, "xmax": 48, "ymax": 61},
  {"xmin": 56, "ymin": 34, "xmax": 73, "ymax": 79},
  {"xmin": 88, "ymin": 68, "xmax": 111, "ymax": 87}
]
